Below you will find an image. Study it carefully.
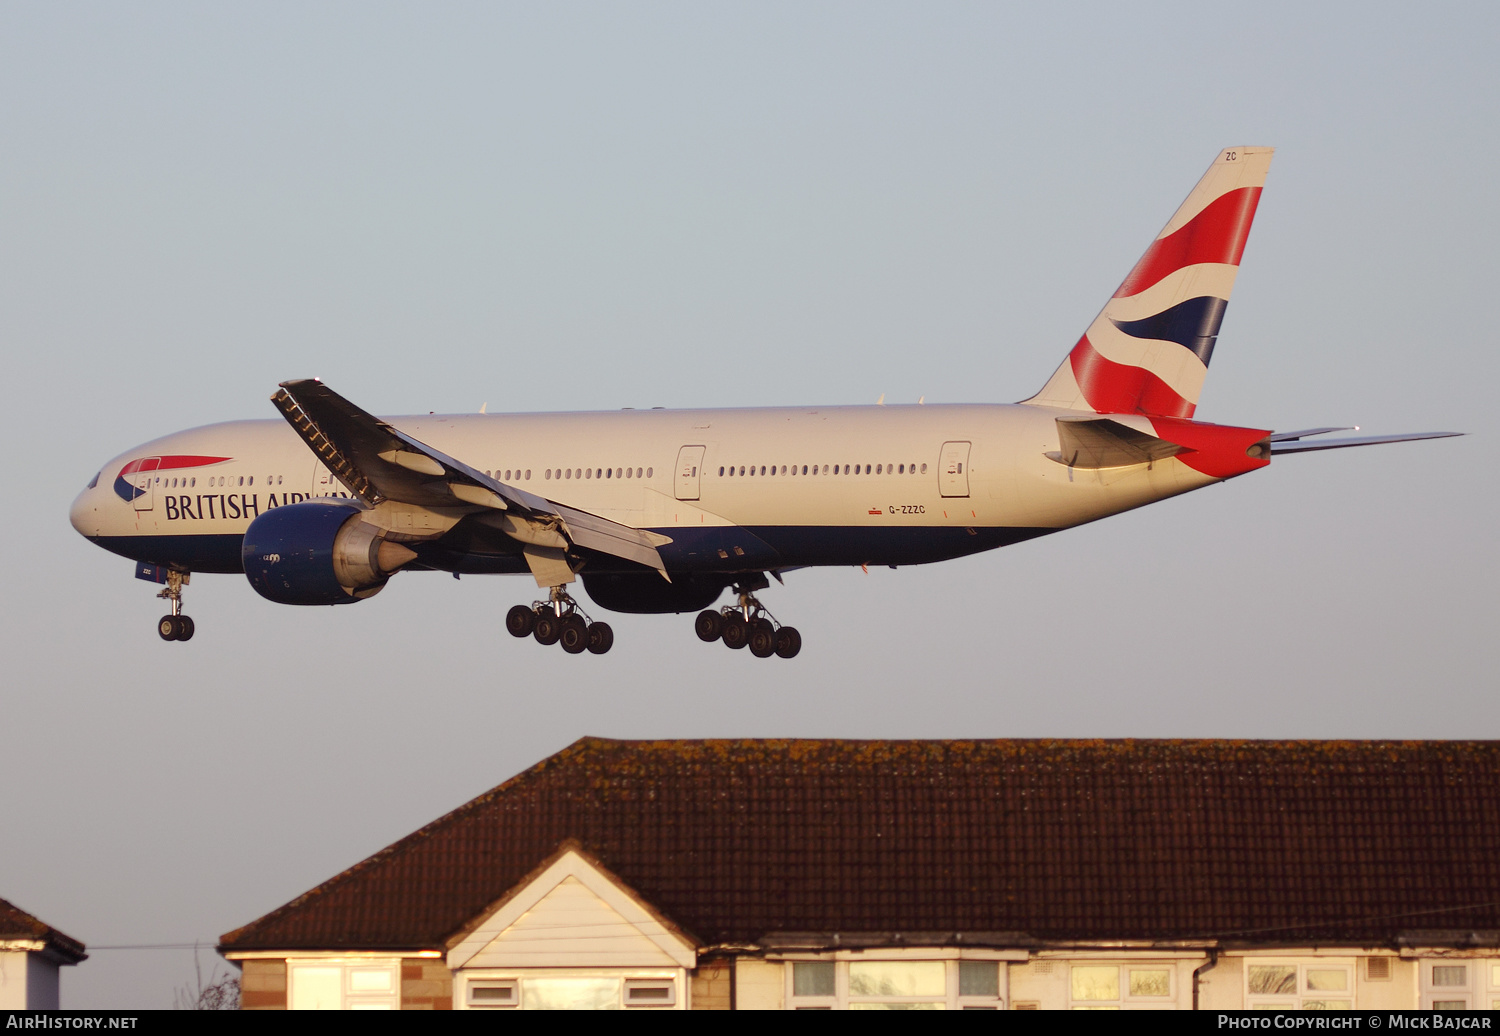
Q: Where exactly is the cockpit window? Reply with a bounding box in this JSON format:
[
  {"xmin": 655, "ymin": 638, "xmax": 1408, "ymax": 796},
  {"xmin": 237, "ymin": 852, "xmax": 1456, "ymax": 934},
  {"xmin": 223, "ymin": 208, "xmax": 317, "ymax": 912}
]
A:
[{"xmin": 87, "ymin": 470, "xmax": 100, "ymax": 489}]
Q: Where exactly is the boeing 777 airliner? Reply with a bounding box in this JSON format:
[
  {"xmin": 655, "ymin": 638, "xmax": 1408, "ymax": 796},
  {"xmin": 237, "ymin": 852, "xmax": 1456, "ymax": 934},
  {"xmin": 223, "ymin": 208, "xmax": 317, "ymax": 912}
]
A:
[{"xmin": 69, "ymin": 147, "xmax": 1458, "ymax": 656}]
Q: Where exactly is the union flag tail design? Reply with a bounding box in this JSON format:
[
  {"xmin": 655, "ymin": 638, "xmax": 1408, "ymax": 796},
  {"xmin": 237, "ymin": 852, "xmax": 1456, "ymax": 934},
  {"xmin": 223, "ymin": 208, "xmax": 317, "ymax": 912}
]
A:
[{"xmin": 1025, "ymin": 147, "xmax": 1274, "ymax": 418}]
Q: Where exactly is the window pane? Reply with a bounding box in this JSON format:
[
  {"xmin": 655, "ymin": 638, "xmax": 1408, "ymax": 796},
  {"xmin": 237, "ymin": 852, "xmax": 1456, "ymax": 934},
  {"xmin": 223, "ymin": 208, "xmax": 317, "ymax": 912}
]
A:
[
  {"xmin": 520, "ymin": 977, "xmax": 619, "ymax": 1010},
  {"xmin": 848, "ymin": 1002, "xmax": 944, "ymax": 1010},
  {"xmin": 1433, "ymin": 1001, "xmax": 1467, "ymax": 1010},
  {"xmin": 1432, "ymin": 965, "xmax": 1467, "ymax": 987},
  {"xmin": 470, "ymin": 984, "xmax": 516, "ymax": 1003},
  {"xmin": 1071, "ymin": 966, "xmax": 1120, "ymax": 1002},
  {"xmin": 793, "ymin": 962, "xmax": 835, "ymax": 997},
  {"xmin": 1248, "ymin": 965, "xmax": 1297, "ymax": 995},
  {"xmin": 849, "ymin": 961, "xmax": 945, "ymax": 997},
  {"xmin": 349, "ymin": 968, "xmax": 393, "ymax": 992},
  {"xmin": 289, "ymin": 966, "xmax": 342, "ymax": 1010},
  {"xmin": 1304, "ymin": 1000, "xmax": 1352, "ymax": 1010},
  {"xmin": 1306, "ymin": 969, "xmax": 1347, "ymax": 991},
  {"xmin": 1129, "ymin": 969, "xmax": 1171, "ymax": 997},
  {"xmin": 959, "ymin": 961, "xmax": 999, "ymax": 997}
]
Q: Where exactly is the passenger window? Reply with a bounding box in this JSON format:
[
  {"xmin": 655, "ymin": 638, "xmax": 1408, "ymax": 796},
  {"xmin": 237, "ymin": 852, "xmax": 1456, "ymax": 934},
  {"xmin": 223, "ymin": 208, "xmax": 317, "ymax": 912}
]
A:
[
  {"xmin": 802, "ymin": 465, "xmax": 808, "ymax": 475},
  {"xmin": 545, "ymin": 470, "xmax": 552, "ymax": 480},
  {"xmin": 921, "ymin": 463, "xmax": 927, "ymax": 473},
  {"xmin": 525, "ymin": 470, "xmax": 531, "ymax": 480},
  {"xmin": 646, "ymin": 467, "xmax": 653, "ymax": 478},
  {"xmin": 585, "ymin": 469, "xmax": 592, "ymax": 479}
]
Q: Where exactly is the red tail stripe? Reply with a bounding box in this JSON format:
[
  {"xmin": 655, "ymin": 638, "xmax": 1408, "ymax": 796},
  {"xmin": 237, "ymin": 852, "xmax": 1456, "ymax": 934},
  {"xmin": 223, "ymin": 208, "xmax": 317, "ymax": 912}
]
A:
[
  {"xmin": 1068, "ymin": 336, "xmax": 1195, "ymax": 419},
  {"xmin": 1114, "ymin": 187, "xmax": 1263, "ymax": 299},
  {"xmin": 1149, "ymin": 416, "xmax": 1271, "ymax": 479}
]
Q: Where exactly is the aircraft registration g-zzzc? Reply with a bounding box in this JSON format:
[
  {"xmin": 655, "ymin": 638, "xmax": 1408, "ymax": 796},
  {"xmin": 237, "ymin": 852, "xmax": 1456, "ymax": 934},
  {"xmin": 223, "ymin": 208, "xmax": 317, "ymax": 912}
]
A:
[{"xmin": 71, "ymin": 146, "xmax": 1458, "ymax": 657}]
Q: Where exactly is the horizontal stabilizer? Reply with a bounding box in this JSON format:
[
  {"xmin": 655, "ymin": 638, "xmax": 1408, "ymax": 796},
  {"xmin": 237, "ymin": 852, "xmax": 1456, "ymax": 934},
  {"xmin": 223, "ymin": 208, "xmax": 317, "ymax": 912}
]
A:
[
  {"xmin": 1269, "ymin": 430, "xmax": 1462, "ymax": 454},
  {"xmin": 1047, "ymin": 415, "xmax": 1185, "ymax": 469},
  {"xmin": 1267, "ymin": 427, "xmax": 1354, "ymax": 442}
]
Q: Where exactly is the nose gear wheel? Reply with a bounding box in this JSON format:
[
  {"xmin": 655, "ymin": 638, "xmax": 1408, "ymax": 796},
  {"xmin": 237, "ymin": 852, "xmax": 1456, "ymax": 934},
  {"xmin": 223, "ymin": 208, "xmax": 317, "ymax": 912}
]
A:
[{"xmin": 155, "ymin": 570, "xmax": 195, "ymax": 642}]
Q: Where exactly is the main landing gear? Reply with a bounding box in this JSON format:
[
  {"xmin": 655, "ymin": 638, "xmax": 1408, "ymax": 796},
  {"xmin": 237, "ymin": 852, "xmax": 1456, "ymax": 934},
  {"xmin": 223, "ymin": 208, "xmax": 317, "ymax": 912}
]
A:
[
  {"xmin": 156, "ymin": 570, "xmax": 195, "ymax": 642},
  {"xmin": 506, "ymin": 586, "xmax": 614, "ymax": 655},
  {"xmin": 694, "ymin": 578, "xmax": 801, "ymax": 659}
]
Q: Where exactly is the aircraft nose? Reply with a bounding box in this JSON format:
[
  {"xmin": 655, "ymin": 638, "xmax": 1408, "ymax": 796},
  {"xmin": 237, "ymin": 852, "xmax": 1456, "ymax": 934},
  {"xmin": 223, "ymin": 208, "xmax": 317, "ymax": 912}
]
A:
[{"xmin": 70, "ymin": 482, "xmax": 99, "ymax": 538}]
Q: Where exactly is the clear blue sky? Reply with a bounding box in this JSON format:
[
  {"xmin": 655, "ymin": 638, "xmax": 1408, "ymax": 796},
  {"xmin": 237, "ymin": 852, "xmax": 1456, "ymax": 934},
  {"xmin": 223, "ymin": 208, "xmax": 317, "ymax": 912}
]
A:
[{"xmin": 1, "ymin": 1, "xmax": 1494, "ymax": 1008}]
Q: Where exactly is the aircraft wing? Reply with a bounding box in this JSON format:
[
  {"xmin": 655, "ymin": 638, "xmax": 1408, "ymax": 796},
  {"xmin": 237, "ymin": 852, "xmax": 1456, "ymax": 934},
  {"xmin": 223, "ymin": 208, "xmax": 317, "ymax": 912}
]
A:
[{"xmin": 271, "ymin": 379, "xmax": 671, "ymax": 580}]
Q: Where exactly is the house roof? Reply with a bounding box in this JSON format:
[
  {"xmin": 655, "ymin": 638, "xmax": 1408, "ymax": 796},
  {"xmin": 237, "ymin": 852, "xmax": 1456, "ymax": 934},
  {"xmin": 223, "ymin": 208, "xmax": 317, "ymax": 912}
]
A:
[
  {"xmin": 219, "ymin": 738, "xmax": 1500, "ymax": 953},
  {"xmin": 0, "ymin": 897, "xmax": 87, "ymax": 963}
]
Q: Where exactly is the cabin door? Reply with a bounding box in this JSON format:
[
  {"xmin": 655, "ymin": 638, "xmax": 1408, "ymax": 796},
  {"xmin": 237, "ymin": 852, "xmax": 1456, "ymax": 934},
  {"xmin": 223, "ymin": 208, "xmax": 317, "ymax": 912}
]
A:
[
  {"xmin": 938, "ymin": 441, "xmax": 971, "ymax": 498},
  {"xmin": 674, "ymin": 445, "xmax": 706, "ymax": 501},
  {"xmin": 130, "ymin": 457, "xmax": 161, "ymax": 511}
]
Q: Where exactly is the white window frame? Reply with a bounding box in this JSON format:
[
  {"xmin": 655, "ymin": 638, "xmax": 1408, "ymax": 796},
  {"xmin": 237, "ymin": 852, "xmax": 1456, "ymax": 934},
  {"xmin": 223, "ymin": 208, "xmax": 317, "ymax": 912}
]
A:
[
  {"xmin": 456, "ymin": 967, "xmax": 686, "ymax": 1010},
  {"xmin": 1243, "ymin": 958, "xmax": 1355, "ymax": 1011},
  {"xmin": 1066, "ymin": 962, "xmax": 1178, "ymax": 1010},
  {"xmin": 286, "ymin": 957, "xmax": 401, "ymax": 1010},
  {"xmin": 1419, "ymin": 958, "xmax": 1500, "ymax": 1011},
  {"xmin": 781, "ymin": 954, "xmax": 1008, "ymax": 1010}
]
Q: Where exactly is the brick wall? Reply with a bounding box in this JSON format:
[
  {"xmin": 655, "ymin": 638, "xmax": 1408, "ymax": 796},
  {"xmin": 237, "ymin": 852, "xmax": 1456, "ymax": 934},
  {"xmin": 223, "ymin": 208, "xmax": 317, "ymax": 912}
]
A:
[
  {"xmin": 691, "ymin": 960, "xmax": 732, "ymax": 1010},
  {"xmin": 239, "ymin": 960, "xmax": 286, "ymax": 1010},
  {"xmin": 401, "ymin": 959, "xmax": 452, "ymax": 1010}
]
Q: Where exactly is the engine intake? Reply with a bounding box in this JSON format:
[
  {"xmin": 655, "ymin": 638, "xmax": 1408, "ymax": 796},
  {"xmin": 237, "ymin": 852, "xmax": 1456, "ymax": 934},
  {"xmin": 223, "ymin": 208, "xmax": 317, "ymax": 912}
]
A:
[{"xmin": 242, "ymin": 501, "xmax": 416, "ymax": 606}]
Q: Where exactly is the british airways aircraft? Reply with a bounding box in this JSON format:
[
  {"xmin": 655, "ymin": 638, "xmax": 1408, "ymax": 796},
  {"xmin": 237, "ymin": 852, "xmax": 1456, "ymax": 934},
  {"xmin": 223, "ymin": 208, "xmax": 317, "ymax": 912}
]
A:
[{"xmin": 69, "ymin": 147, "xmax": 1457, "ymax": 655}]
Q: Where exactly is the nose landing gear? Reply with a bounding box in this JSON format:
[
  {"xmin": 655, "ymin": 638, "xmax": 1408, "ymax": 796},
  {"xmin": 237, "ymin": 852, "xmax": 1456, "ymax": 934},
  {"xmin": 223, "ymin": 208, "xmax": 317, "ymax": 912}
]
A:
[
  {"xmin": 695, "ymin": 577, "xmax": 801, "ymax": 659},
  {"xmin": 155, "ymin": 570, "xmax": 195, "ymax": 642},
  {"xmin": 506, "ymin": 586, "xmax": 613, "ymax": 655}
]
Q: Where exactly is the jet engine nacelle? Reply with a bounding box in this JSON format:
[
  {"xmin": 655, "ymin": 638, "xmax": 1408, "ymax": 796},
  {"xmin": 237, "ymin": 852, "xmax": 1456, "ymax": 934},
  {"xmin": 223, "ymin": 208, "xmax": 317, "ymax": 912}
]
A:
[
  {"xmin": 242, "ymin": 500, "xmax": 417, "ymax": 606},
  {"xmin": 581, "ymin": 572, "xmax": 726, "ymax": 614}
]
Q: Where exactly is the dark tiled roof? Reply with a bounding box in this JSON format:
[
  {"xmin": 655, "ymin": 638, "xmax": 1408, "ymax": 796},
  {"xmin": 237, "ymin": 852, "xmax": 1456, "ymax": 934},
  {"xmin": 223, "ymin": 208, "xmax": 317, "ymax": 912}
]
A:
[
  {"xmin": 219, "ymin": 739, "xmax": 1500, "ymax": 952},
  {"xmin": 0, "ymin": 897, "xmax": 86, "ymax": 962}
]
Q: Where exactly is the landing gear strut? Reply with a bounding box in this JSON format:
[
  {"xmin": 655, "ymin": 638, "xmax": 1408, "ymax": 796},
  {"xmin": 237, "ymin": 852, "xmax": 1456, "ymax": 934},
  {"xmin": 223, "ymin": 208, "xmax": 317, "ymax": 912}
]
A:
[
  {"xmin": 156, "ymin": 570, "xmax": 195, "ymax": 642},
  {"xmin": 694, "ymin": 576, "xmax": 800, "ymax": 659},
  {"xmin": 506, "ymin": 586, "xmax": 613, "ymax": 655}
]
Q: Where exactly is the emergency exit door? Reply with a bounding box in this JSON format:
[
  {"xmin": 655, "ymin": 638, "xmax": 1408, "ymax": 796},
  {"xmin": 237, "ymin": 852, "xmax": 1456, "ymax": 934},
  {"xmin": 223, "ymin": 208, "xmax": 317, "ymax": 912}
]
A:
[
  {"xmin": 938, "ymin": 441, "xmax": 971, "ymax": 498},
  {"xmin": 675, "ymin": 445, "xmax": 706, "ymax": 501}
]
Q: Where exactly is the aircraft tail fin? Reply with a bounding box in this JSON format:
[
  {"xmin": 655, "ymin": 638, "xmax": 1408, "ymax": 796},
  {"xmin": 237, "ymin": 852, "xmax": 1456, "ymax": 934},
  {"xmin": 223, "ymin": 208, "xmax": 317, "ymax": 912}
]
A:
[{"xmin": 1024, "ymin": 146, "xmax": 1274, "ymax": 418}]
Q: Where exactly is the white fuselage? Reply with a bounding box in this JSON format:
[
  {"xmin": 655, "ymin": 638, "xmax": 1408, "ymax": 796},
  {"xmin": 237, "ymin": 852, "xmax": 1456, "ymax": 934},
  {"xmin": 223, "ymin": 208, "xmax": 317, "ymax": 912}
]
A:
[{"xmin": 71, "ymin": 402, "xmax": 1225, "ymax": 578}]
